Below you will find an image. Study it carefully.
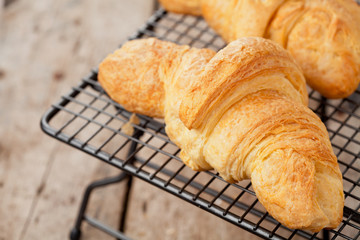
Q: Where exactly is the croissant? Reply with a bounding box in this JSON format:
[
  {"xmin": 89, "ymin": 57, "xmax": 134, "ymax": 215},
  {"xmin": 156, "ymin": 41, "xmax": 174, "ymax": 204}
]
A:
[
  {"xmin": 159, "ymin": 0, "xmax": 360, "ymax": 99},
  {"xmin": 98, "ymin": 37, "xmax": 344, "ymax": 232}
]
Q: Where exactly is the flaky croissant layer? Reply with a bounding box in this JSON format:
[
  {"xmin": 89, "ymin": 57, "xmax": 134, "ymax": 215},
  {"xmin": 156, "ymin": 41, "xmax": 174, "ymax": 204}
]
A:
[
  {"xmin": 159, "ymin": 0, "xmax": 360, "ymax": 99},
  {"xmin": 98, "ymin": 37, "xmax": 344, "ymax": 232}
]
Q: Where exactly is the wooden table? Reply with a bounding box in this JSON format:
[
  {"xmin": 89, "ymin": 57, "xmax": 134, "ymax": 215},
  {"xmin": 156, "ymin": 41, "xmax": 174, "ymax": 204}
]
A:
[{"xmin": 0, "ymin": 1, "xmax": 258, "ymax": 239}]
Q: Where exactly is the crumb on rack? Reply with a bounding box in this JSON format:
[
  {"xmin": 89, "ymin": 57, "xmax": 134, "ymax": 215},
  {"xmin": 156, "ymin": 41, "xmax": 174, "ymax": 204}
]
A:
[{"xmin": 121, "ymin": 113, "xmax": 140, "ymax": 136}]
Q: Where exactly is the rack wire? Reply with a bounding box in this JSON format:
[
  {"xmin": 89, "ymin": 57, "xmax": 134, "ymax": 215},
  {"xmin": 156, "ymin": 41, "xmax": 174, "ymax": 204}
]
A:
[{"xmin": 41, "ymin": 8, "xmax": 360, "ymax": 240}]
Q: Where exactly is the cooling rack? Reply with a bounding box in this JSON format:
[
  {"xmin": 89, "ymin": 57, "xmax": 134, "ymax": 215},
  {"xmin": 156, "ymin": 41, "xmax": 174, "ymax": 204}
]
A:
[{"xmin": 41, "ymin": 8, "xmax": 360, "ymax": 240}]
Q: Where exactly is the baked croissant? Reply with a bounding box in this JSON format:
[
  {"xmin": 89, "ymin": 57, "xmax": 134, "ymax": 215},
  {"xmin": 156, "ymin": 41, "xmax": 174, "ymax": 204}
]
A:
[
  {"xmin": 98, "ymin": 37, "xmax": 344, "ymax": 232},
  {"xmin": 159, "ymin": 0, "xmax": 360, "ymax": 99}
]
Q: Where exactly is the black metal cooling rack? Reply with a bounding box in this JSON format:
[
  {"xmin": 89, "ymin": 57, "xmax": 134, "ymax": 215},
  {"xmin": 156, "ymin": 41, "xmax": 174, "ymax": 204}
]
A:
[{"xmin": 41, "ymin": 8, "xmax": 360, "ymax": 240}]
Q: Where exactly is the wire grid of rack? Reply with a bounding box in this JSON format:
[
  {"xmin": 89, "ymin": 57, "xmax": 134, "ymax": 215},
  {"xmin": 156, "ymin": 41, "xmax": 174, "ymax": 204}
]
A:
[{"xmin": 40, "ymin": 8, "xmax": 360, "ymax": 240}]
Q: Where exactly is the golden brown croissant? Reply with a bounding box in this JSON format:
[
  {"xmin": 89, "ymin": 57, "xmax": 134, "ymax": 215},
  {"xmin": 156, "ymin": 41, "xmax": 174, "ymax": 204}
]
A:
[
  {"xmin": 159, "ymin": 0, "xmax": 201, "ymax": 15},
  {"xmin": 159, "ymin": 0, "xmax": 360, "ymax": 99},
  {"xmin": 98, "ymin": 38, "xmax": 344, "ymax": 232}
]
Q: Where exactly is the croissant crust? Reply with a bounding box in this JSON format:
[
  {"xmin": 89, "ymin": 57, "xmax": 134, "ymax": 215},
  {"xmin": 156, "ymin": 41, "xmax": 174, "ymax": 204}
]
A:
[
  {"xmin": 98, "ymin": 38, "xmax": 344, "ymax": 232},
  {"xmin": 160, "ymin": 0, "xmax": 360, "ymax": 99}
]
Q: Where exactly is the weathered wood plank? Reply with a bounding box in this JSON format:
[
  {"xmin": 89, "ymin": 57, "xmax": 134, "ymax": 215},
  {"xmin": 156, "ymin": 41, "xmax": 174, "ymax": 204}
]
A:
[
  {"xmin": 0, "ymin": 0, "xmax": 153, "ymax": 239},
  {"xmin": 0, "ymin": 1, "xmax": 3, "ymax": 20}
]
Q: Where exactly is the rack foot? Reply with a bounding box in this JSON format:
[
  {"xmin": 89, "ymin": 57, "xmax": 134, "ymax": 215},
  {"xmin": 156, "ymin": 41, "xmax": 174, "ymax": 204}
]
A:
[
  {"xmin": 69, "ymin": 130, "xmax": 142, "ymax": 239},
  {"xmin": 70, "ymin": 228, "xmax": 81, "ymax": 240},
  {"xmin": 323, "ymin": 229, "xmax": 329, "ymax": 240},
  {"xmin": 69, "ymin": 172, "xmax": 129, "ymax": 240}
]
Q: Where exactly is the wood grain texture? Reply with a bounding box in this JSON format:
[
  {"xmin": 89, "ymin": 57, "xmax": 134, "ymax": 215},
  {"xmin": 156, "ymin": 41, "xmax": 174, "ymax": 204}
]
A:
[{"xmin": 0, "ymin": 0, "xmax": 153, "ymax": 239}]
